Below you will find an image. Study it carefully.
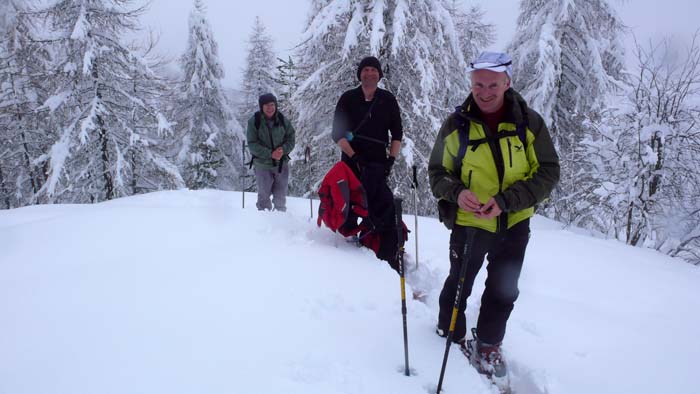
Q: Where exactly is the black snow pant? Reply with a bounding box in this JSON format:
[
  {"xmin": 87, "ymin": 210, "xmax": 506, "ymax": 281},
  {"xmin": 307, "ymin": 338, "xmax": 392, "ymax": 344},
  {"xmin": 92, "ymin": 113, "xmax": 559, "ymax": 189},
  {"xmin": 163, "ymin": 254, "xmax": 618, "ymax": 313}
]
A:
[
  {"xmin": 437, "ymin": 219, "xmax": 530, "ymax": 345},
  {"xmin": 344, "ymin": 157, "xmax": 399, "ymax": 270}
]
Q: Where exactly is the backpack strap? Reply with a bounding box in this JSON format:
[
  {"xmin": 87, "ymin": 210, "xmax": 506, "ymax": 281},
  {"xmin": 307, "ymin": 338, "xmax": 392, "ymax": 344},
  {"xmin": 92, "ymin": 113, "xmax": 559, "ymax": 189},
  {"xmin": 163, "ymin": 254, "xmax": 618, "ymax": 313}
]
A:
[
  {"xmin": 513, "ymin": 97, "xmax": 529, "ymax": 147},
  {"xmin": 351, "ymin": 90, "xmax": 380, "ymax": 136},
  {"xmin": 254, "ymin": 111, "xmax": 288, "ymax": 133},
  {"xmin": 455, "ymin": 116, "xmax": 469, "ymax": 176},
  {"xmin": 452, "ymin": 105, "xmax": 529, "ymax": 171},
  {"xmin": 515, "ymin": 108, "xmax": 528, "ymax": 147},
  {"xmin": 467, "ymin": 130, "xmax": 526, "ymax": 152}
]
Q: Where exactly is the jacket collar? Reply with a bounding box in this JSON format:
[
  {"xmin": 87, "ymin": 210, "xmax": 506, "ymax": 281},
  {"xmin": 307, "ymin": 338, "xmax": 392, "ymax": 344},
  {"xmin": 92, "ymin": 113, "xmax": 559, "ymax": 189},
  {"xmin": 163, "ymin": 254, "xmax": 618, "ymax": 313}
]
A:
[
  {"xmin": 258, "ymin": 111, "xmax": 282, "ymax": 128},
  {"xmin": 353, "ymin": 85, "xmax": 384, "ymax": 100}
]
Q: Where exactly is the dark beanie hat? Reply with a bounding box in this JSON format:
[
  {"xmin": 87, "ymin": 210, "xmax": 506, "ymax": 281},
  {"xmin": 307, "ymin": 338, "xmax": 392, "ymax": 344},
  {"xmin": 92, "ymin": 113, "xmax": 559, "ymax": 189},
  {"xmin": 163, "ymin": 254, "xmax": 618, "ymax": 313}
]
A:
[
  {"xmin": 258, "ymin": 93, "xmax": 277, "ymax": 112},
  {"xmin": 357, "ymin": 56, "xmax": 383, "ymax": 81}
]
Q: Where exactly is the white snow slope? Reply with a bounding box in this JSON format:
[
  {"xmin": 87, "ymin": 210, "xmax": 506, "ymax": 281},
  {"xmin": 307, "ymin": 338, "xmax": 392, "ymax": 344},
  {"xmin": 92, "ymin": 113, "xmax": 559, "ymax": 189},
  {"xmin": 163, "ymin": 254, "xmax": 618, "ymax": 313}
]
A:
[{"xmin": 1, "ymin": 190, "xmax": 698, "ymax": 394}]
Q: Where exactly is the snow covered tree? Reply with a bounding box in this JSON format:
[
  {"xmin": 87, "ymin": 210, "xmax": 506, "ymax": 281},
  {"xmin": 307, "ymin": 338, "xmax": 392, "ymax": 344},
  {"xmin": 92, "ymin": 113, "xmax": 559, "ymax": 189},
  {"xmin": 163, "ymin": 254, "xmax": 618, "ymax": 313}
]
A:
[
  {"xmin": 579, "ymin": 35, "xmax": 700, "ymax": 264},
  {"xmin": 273, "ymin": 55, "xmax": 299, "ymax": 114},
  {"xmin": 290, "ymin": 0, "xmax": 493, "ymax": 213},
  {"xmin": 173, "ymin": 0, "xmax": 243, "ymax": 190},
  {"xmin": 121, "ymin": 32, "xmax": 185, "ymax": 196},
  {"xmin": 28, "ymin": 0, "xmax": 183, "ymax": 204},
  {"xmin": 507, "ymin": 0, "xmax": 626, "ymax": 222},
  {"xmin": 448, "ymin": 1, "xmax": 495, "ymax": 66},
  {"xmin": 239, "ymin": 16, "xmax": 279, "ymax": 122},
  {"xmin": 0, "ymin": 0, "xmax": 52, "ymax": 208}
]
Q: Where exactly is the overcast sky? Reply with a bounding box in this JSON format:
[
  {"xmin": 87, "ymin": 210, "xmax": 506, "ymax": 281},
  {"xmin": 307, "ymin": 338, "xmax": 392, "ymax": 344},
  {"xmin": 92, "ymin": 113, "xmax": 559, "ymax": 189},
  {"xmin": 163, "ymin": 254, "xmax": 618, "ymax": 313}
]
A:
[{"xmin": 139, "ymin": 0, "xmax": 699, "ymax": 89}]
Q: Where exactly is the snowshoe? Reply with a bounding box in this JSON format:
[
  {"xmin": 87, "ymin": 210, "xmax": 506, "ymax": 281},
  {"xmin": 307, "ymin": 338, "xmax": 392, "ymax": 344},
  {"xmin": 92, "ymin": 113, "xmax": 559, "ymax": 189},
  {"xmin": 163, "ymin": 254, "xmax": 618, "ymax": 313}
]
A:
[{"xmin": 462, "ymin": 328, "xmax": 512, "ymax": 394}]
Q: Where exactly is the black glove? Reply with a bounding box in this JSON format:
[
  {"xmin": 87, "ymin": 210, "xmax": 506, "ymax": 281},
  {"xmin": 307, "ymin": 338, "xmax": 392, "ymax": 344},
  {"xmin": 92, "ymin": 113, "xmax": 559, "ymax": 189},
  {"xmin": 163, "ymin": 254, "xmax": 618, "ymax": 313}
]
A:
[
  {"xmin": 385, "ymin": 156, "xmax": 395, "ymax": 177},
  {"xmin": 349, "ymin": 153, "xmax": 366, "ymax": 174}
]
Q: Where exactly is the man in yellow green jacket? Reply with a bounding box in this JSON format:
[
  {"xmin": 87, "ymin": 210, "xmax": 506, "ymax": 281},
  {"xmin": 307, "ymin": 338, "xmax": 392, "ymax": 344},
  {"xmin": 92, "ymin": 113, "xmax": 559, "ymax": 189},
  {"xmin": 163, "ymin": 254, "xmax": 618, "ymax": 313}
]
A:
[{"xmin": 429, "ymin": 52, "xmax": 559, "ymax": 379}]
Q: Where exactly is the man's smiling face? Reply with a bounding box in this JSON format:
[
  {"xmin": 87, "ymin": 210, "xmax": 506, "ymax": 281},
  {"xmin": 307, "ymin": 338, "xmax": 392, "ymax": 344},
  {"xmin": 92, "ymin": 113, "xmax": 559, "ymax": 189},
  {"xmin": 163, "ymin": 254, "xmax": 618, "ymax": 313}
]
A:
[{"xmin": 471, "ymin": 69, "xmax": 510, "ymax": 114}]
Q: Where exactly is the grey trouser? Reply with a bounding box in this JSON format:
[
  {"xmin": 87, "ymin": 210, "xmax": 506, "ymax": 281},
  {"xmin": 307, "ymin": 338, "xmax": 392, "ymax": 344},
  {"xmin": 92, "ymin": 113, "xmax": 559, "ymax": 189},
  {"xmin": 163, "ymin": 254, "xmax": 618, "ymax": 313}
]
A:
[{"xmin": 254, "ymin": 164, "xmax": 289, "ymax": 211}]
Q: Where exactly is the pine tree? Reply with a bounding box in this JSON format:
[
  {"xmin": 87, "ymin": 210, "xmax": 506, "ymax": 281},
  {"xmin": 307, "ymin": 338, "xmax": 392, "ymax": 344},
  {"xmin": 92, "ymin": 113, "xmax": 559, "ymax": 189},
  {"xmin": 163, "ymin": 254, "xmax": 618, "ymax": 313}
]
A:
[
  {"xmin": 507, "ymin": 0, "xmax": 626, "ymax": 222},
  {"xmin": 290, "ymin": 0, "xmax": 493, "ymax": 213},
  {"xmin": 240, "ymin": 16, "xmax": 279, "ymax": 121},
  {"xmin": 28, "ymin": 0, "xmax": 183, "ymax": 204},
  {"xmin": 0, "ymin": 0, "xmax": 52, "ymax": 208},
  {"xmin": 447, "ymin": 1, "xmax": 495, "ymax": 64},
  {"xmin": 273, "ymin": 55, "xmax": 299, "ymax": 114},
  {"xmin": 173, "ymin": 0, "xmax": 242, "ymax": 190}
]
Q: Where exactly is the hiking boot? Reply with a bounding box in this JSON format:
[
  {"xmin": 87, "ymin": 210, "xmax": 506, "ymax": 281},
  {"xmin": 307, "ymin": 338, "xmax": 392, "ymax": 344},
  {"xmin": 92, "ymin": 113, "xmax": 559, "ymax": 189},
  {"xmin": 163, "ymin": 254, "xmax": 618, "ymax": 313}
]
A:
[
  {"xmin": 465, "ymin": 328, "xmax": 507, "ymax": 379},
  {"xmin": 435, "ymin": 325, "xmax": 466, "ymax": 344}
]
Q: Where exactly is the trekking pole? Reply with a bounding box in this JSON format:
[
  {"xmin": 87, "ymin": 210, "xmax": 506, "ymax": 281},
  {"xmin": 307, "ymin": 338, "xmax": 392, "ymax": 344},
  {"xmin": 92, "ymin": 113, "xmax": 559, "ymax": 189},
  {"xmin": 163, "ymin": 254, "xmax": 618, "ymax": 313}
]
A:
[
  {"xmin": 411, "ymin": 165, "xmax": 419, "ymax": 270},
  {"xmin": 393, "ymin": 198, "xmax": 410, "ymax": 376},
  {"xmin": 242, "ymin": 141, "xmax": 246, "ymax": 209},
  {"xmin": 436, "ymin": 228, "xmax": 475, "ymax": 393},
  {"xmin": 305, "ymin": 146, "xmax": 312, "ymax": 219}
]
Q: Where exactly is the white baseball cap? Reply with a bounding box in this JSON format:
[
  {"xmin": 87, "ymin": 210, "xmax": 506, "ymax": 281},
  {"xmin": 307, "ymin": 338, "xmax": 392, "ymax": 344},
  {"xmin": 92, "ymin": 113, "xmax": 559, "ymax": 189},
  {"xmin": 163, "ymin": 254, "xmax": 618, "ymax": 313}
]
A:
[{"xmin": 467, "ymin": 51, "xmax": 513, "ymax": 79}]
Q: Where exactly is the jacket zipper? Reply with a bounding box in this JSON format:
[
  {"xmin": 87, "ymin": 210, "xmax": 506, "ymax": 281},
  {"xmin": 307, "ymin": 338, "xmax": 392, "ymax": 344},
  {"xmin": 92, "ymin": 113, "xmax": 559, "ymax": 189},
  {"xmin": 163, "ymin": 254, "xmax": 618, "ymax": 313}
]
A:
[
  {"xmin": 507, "ymin": 138, "xmax": 513, "ymax": 168},
  {"xmin": 266, "ymin": 121, "xmax": 276, "ymax": 161}
]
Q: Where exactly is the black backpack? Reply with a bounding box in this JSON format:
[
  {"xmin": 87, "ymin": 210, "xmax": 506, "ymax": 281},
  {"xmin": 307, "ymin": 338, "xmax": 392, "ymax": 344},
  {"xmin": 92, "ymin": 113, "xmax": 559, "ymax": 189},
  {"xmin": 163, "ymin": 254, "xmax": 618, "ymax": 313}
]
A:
[{"xmin": 437, "ymin": 107, "xmax": 528, "ymax": 230}]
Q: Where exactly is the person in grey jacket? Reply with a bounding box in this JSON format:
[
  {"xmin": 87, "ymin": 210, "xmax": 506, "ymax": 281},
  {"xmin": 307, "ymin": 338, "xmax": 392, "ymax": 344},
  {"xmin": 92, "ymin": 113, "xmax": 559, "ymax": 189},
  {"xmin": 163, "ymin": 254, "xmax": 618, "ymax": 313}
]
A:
[{"xmin": 246, "ymin": 93, "xmax": 296, "ymax": 211}]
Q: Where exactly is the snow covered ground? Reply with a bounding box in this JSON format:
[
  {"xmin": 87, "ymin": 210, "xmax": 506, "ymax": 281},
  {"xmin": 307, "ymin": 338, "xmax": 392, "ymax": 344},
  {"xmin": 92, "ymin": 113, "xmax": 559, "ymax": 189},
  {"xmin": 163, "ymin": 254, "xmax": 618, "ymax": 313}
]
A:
[{"xmin": 1, "ymin": 190, "xmax": 698, "ymax": 394}]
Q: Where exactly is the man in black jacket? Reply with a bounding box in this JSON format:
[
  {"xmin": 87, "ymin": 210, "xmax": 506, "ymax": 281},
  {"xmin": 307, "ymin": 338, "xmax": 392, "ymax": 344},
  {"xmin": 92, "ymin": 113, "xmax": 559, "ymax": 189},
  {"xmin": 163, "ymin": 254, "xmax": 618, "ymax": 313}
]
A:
[{"xmin": 331, "ymin": 56, "xmax": 404, "ymax": 268}]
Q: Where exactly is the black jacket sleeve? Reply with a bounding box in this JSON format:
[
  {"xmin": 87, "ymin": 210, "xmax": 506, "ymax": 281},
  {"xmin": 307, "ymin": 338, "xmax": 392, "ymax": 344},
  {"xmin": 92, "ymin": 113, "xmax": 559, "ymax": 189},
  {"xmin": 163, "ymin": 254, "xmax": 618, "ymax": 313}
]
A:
[
  {"xmin": 332, "ymin": 92, "xmax": 351, "ymax": 143},
  {"xmin": 387, "ymin": 93, "xmax": 403, "ymax": 142}
]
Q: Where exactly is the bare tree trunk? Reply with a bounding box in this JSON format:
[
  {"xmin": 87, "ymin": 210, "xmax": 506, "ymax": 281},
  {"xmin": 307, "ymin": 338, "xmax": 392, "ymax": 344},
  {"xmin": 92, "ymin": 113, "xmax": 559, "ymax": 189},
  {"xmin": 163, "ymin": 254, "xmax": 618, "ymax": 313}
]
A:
[
  {"xmin": 0, "ymin": 165, "xmax": 11, "ymax": 209},
  {"xmin": 99, "ymin": 119, "xmax": 113, "ymax": 200},
  {"xmin": 90, "ymin": 54, "xmax": 114, "ymax": 201}
]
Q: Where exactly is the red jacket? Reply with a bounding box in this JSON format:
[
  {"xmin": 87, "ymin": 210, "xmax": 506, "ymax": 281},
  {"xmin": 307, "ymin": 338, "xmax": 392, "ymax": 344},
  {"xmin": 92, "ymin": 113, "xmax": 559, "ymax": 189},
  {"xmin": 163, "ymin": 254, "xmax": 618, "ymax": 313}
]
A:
[{"xmin": 317, "ymin": 161, "xmax": 368, "ymax": 236}]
